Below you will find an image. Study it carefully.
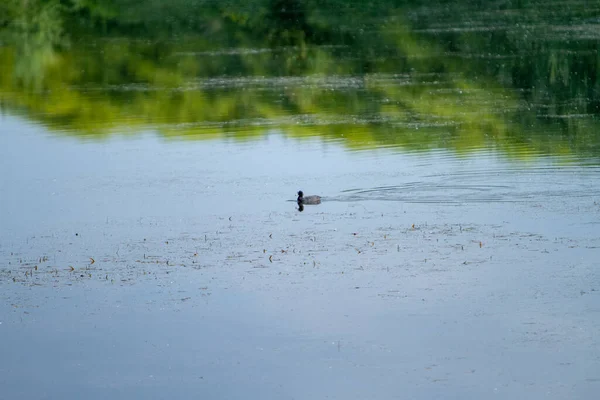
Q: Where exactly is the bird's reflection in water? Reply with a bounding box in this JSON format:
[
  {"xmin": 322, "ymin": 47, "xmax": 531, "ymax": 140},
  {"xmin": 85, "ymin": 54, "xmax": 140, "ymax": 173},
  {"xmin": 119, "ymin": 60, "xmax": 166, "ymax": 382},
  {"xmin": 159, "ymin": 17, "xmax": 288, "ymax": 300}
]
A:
[{"xmin": 296, "ymin": 190, "xmax": 322, "ymax": 212}]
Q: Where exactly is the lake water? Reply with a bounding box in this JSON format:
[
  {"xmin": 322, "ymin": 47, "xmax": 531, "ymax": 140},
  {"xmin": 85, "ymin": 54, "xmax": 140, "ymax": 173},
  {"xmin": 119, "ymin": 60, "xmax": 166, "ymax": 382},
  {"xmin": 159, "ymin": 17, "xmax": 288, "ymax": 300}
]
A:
[{"xmin": 1, "ymin": 1, "xmax": 600, "ymax": 399}]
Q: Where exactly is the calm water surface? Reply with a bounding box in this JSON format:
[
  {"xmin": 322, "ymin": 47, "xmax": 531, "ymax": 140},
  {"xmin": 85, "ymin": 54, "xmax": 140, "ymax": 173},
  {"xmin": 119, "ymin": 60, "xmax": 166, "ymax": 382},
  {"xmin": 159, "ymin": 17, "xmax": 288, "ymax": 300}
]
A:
[
  {"xmin": 2, "ymin": 115, "xmax": 600, "ymax": 399},
  {"xmin": 1, "ymin": 0, "xmax": 600, "ymax": 399}
]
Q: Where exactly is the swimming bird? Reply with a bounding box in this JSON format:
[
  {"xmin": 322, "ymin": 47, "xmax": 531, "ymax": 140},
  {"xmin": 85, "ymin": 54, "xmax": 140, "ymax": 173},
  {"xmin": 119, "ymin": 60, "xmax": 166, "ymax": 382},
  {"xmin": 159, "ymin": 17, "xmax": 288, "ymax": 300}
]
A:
[{"xmin": 297, "ymin": 190, "xmax": 321, "ymax": 205}]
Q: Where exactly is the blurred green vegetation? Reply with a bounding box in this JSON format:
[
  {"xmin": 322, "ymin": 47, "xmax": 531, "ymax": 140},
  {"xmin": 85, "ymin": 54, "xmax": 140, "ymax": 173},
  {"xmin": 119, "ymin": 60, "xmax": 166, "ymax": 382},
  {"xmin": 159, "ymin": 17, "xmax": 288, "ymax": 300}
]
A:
[{"xmin": 0, "ymin": 0, "xmax": 599, "ymax": 159}]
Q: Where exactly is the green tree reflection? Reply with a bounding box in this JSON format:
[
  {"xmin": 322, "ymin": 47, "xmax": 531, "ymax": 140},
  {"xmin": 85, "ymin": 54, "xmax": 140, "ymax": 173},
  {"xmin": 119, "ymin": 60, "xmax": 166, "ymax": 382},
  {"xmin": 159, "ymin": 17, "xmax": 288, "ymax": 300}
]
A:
[{"xmin": 0, "ymin": 0, "xmax": 598, "ymax": 160}]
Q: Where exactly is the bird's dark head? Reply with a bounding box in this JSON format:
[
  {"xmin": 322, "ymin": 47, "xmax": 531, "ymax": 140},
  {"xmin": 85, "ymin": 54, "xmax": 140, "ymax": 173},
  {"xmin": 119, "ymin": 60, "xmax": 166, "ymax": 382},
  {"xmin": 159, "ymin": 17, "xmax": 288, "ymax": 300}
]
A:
[{"xmin": 297, "ymin": 190, "xmax": 304, "ymax": 198}]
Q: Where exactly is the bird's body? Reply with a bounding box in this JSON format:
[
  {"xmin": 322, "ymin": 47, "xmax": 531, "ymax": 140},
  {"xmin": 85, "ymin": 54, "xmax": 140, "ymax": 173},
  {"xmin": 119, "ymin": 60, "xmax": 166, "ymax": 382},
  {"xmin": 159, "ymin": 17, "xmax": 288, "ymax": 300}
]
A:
[{"xmin": 297, "ymin": 190, "xmax": 321, "ymax": 205}]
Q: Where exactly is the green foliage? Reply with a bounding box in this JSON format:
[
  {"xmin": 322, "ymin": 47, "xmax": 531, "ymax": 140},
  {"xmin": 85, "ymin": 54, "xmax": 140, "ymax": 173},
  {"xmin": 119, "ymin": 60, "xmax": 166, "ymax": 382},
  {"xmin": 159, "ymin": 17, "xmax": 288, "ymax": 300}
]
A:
[
  {"xmin": 0, "ymin": 0, "xmax": 599, "ymax": 159},
  {"xmin": 70, "ymin": 0, "xmax": 119, "ymax": 19}
]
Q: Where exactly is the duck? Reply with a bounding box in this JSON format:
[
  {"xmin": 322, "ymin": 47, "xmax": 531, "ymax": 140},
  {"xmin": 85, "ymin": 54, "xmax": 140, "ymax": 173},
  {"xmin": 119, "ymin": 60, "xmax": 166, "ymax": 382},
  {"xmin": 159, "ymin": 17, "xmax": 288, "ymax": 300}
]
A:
[{"xmin": 297, "ymin": 190, "xmax": 321, "ymax": 205}]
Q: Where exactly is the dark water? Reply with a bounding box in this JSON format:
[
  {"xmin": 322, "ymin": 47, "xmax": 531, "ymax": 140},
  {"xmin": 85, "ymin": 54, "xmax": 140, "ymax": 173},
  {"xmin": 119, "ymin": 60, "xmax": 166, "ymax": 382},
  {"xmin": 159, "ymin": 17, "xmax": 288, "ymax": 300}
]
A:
[{"xmin": 1, "ymin": 1, "xmax": 600, "ymax": 399}]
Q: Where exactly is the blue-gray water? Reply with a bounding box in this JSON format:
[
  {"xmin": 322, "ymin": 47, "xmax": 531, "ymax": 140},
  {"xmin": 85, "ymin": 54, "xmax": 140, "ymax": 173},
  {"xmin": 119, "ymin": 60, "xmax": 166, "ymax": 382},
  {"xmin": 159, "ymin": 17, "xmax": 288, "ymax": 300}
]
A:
[
  {"xmin": 1, "ymin": 115, "xmax": 599, "ymax": 399},
  {"xmin": 2, "ymin": 0, "xmax": 600, "ymax": 398}
]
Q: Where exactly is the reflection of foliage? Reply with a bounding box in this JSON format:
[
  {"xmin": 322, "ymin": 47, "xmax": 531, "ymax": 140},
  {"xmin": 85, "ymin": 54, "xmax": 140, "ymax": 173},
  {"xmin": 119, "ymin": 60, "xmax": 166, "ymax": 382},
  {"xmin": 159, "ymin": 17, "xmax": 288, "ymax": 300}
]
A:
[
  {"xmin": 407, "ymin": 0, "xmax": 600, "ymax": 141},
  {"xmin": 264, "ymin": 0, "xmax": 311, "ymax": 45},
  {"xmin": 0, "ymin": 0, "xmax": 599, "ymax": 160},
  {"xmin": 0, "ymin": 0, "xmax": 66, "ymax": 90},
  {"xmin": 70, "ymin": 0, "xmax": 119, "ymax": 20}
]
